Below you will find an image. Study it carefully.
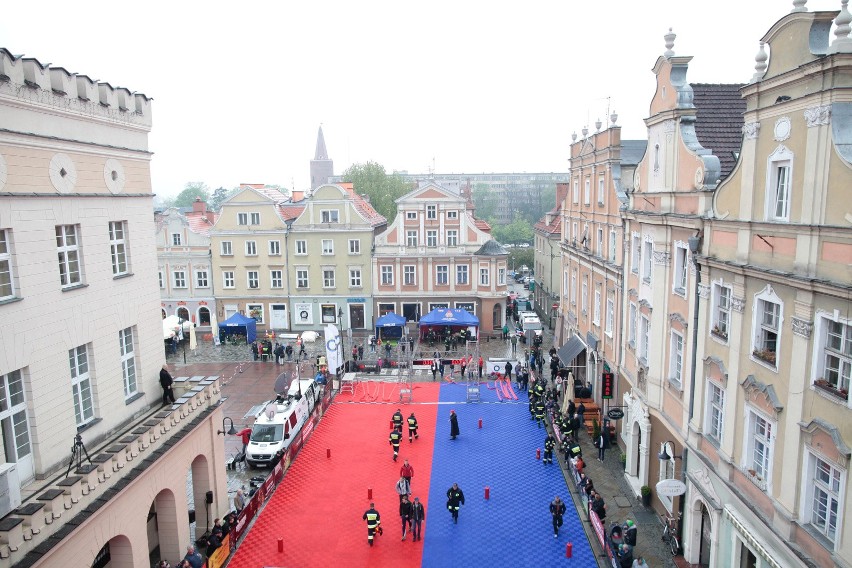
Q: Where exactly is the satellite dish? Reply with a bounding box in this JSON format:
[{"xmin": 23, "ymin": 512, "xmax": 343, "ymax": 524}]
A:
[{"xmin": 274, "ymin": 372, "xmax": 290, "ymax": 395}]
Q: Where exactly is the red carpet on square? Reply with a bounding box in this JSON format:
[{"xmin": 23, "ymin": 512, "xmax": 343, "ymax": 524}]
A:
[{"xmin": 227, "ymin": 382, "xmax": 440, "ymax": 568}]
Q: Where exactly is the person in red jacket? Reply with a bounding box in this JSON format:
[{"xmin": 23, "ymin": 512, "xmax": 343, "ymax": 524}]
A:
[
  {"xmin": 236, "ymin": 427, "xmax": 252, "ymax": 454},
  {"xmin": 400, "ymin": 459, "xmax": 414, "ymax": 486}
]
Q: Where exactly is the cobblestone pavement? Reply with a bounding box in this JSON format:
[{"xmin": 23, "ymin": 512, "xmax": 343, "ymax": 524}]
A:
[{"xmin": 169, "ymin": 283, "xmax": 680, "ymax": 567}]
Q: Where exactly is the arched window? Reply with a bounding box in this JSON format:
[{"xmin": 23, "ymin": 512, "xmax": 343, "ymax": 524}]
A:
[{"xmin": 198, "ymin": 307, "xmax": 211, "ymax": 326}]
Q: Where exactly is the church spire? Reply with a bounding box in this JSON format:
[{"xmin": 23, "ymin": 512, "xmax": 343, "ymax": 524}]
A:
[{"xmin": 314, "ymin": 125, "xmax": 328, "ymax": 160}]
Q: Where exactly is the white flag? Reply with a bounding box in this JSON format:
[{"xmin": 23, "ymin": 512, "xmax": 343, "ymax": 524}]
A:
[{"xmin": 325, "ymin": 324, "xmax": 342, "ymax": 371}]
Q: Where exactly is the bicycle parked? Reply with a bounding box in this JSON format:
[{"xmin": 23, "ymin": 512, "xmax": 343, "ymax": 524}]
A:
[{"xmin": 662, "ymin": 513, "xmax": 681, "ymax": 556}]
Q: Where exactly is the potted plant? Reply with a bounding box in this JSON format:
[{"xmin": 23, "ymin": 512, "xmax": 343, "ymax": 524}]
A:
[
  {"xmin": 752, "ymin": 349, "xmax": 777, "ymax": 366},
  {"xmin": 711, "ymin": 325, "xmax": 728, "ymax": 340},
  {"xmin": 640, "ymin": 485, "xmax": 652, "ymax": 506},
  {"xmin": 620, "ymin": 452, "xmax": 627, "ymax": 468},
  {"xmin": 592, "ymin": 419, "xmax": 601, "ymax": 441}
]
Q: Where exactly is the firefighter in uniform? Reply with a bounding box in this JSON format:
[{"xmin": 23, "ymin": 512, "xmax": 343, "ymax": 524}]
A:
[
  {"xmin": 528, "ymin": 389, "xmax": 537, "ymax": 420},
  {"xmin": 392, "ymin": 408, "xmax": 404, "ymax": 431},
  {"xmin": 568, "ymin": 435, "xmax": 582, "ymax": 460},
  {"xmin": 534, "ymin": 398, "xmax": 546, "ymax": 428},
  {"xmin": 362, "ymin": 503, "xmax": 382, "ymax": 546},
  {"xmin": 407, "ymin": 412, "xmax": 419, "ymax": 442},
  {"xmin": 389, "ymin": 426, "xmax": 402, "ymax": 461},
  {"xmin": 446, "ymin": 483, "xmax": 465, "ymax": 524},
  {"xmin": 543, "ymin": 433, "xmax": 556, "ymax": 465}
]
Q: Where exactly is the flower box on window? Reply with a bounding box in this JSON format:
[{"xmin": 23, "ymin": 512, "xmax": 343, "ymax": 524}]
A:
[
  {"xmin": 752, "ymin": 349, "xmax": 776, "ymax": 366},
  {"xmin": 711, "ymin": 326, "xmax": 728, "ymax": 340},
  {"xmin": 814, "ymin": 379, "xmax": 849, "ymax": 400}
]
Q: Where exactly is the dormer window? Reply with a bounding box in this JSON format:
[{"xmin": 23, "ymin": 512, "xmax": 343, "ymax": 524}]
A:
[{"xmin": 321, "ymin": 209, "xmax": 339, "ymax": 223}]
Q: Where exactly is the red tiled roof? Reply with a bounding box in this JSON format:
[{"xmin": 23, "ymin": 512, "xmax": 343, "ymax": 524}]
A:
[
  {"xmin": 340, "ymin": 183, "xmax": 386, "ymax": 227},
  {"xmin": 534, "ymin": 214, "xmax": 560, "ymax": 235},
  {"xmin": 278, "ymin": 204, "xmax": 305, "ymax": 222},
  {"xmin": 242, "ymin": 184, "xmax": 290, "ymax": 203},
  {"xmin": 185, "ymin": 211, "xmax": 218, "ymax": 236},
  {"xmin": 472, "ymin": 217, "xmax": 491, "ymax": 232}
]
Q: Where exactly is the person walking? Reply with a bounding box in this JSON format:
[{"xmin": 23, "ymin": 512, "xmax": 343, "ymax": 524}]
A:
[
  {"xmin": 534, "ymin": 397, "xmax": 546, "ymax": 428},
  {"xmin": 623, "ymin": 519, "xmax": 638, "ymax": 546},
  {"xmin": 362, "ymin": 503, "xmax": 382, "ymax": 546},
  {"xmin": 235, "ymin": 426, "xmax": 252, "ymax": 455},
  {"xmin": 395, "ymin": 475, "xmax": 410, "ymax": 503},
  {"xmin": 159, "ymin": 364, "xmax": 176, "ymax": 406},
  {"xmin": 510, "ymin": 332, "xmax": 518, "ymax": 355},
  {"xmin": 549, "ymin": 496, "xmax": 566, "ymax": 537},
  {"xmin": 399, "ymin": 494, "xmax": 413, "ymax": 540},
  {"xmin": 543, "ymin": 433, "xmax": 556, "ymax": 465},
  {"xmin": 392, "ymin": 408, "xmax": 404, "ymax": 431},
  {"xmin": 504, "ymin": 361, "xmax": 513, "ymax": 382},
  {"xmin": 502, "ymin": 323, "xmax": 509, "ymax": 340},
  {"xmin": 460, "ymin": 358, "xmax": 467, "ymax": 379},
  {"xmin": 183, "ymin": 546, "xmax": 203, "ymax": 568},
  {"xmin": 358, "ymin": 345, "xmax": 364, "ymax": 360},
  {"xmin": 478, "ymin": 355, "xmax": 484, "ymax": 379},
  {"xmin": 407, "ymin": 412, "xmax": 419, "ymax": 442},
  {"xmin": 439, "ymin": 360, "xmax": 445, "ymax": 381},
  {"xmin": 430, "ymin": 358, "xmax": 438, "ymax": 381},
  {"xmin": 596, "ymin": 429, "xmax": 607, "ymax": 462},
  {"xmin": 389, "ymin": 426, "xmax": 402, "ymax": 461},
  {"xmin": 446, "ymin": 483, "xmax": 465, "ymax": 524},
  {"xmin": 400, "ymin": 459, "xmax": 414, "ymax": 486},
  {"xmin": 411, "ymin": 496, "xmax": 425, "ymax": 541},
  {"xmin": 449, "ymin": 409, "xmax": 460, "ymax": 440},
  {"xmin": 233, "ymin": 488, "xmax": 245, "ymax": 514}
]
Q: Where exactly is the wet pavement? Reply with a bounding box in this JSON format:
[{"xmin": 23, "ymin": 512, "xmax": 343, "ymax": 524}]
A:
[{"xmin": 167, "ymin": 282, "xmax": 678, "ymax": 567}]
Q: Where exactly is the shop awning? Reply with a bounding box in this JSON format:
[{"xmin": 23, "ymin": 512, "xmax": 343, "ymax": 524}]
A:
[{"xmin": 557, "ymin": 335, "xmax": 586, "ymax": 365}]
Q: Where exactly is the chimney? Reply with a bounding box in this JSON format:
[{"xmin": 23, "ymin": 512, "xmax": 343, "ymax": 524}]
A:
[
  {"xmin": 192, "ymin": 197, "xmax": 206, "ymax": 214},
  {"xmin": 556, "ymin": 182, "xmax": 570, "ymax": 208}
]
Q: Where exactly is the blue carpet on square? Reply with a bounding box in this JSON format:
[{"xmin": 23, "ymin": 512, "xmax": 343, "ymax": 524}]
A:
[{"xmin": 422, "ymin": 381, "xmax": 596, "ymax": 567}]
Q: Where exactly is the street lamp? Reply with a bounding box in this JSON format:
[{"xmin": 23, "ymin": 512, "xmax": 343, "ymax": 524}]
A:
[
  {"xmin": 178, "ymin": 317, "xmax": 187, "ymax": 364},
  {"xmin": 218, "ymin": 417, "xmax": 237, "ymax": 436},
  {"xmin": 337, "ymin": 307, "xmax": 345, "ymax": 373},
  {"xmin": 657, "ymin": 441, "xmax": 683, "ymax": 462}
]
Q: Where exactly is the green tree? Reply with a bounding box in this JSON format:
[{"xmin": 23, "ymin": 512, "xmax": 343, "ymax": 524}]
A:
[
  {"xmin": 492, "ymin": 217, "xmax": 534, "ymax": 245},
  {"xmin": 342, "ymin": 162, "xmax": 411, "ymax": 221},
  {"xmin": 209, "ymin": 186, "xmax": 236, "ymax": 211},
  {"xmin": 472, "ymin": 183, "xmax": 499, "ymax": 221},
  {"xmin": 508, "ymin": 249, "xmax": 534, "ymax": 272},
  {"xmin": 173, "ymin": 182, "xmax": 211, "ymax": 209}
]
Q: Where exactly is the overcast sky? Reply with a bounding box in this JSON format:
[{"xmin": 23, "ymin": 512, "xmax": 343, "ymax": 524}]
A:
[{"xmin": 0, "ymin": 0, "xmax": 836, "ymax": 197}]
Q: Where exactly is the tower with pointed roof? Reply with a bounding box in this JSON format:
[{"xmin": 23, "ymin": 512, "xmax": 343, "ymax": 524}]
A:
[{"xmin": 310, "ymin": 125, "xmax": 334, "ymax": 190}]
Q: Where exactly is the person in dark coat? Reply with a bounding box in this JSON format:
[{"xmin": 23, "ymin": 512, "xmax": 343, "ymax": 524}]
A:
[
  {"xmin": 392, "ymin": 409, "xmax": 404, "ymax": 431},
  {"xmin": 160, "ymin": 364, "xmax": 176, "ymax": 405},
  {"xmin": 399, "ymin": 495, "xmax": 413, "ymax": 540},
  {"xmin": 504, "ymin": 361, "xmax": 513, "ymax": 381},
  {"xmin": 446, "ymin": 483, "xmax": 465, "ymax": 523},
  {"xmin": 411, "ymin": 496, "xmax": 425, "ymax": 541},
  {"xmin": 543, "ymin": 433, "xmax": 556, "ymax": 465},
  {"xmin": 389, "ymin": 426, "xmax": 402, "ymax": 461},
  {"xmin": 549, "ymin": 496, "xmax": 566, "ymax": 537},
  {"xmin": 449, "ymin": 410, "xmax": 460, "ymax": 440},
  {"xmin": 362, "ymin": 503, "xmax": 382, "ymax": 546}
]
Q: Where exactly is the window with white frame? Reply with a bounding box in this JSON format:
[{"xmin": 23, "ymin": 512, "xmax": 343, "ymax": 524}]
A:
[
  {"xmin": 323, "ymin": 269, "xmax": 335, "ymax": 288},
  {"xmin": 436, "ymin": 265, "xmax": 448, "ymax": 286},
  {"xmin": 744, "ymin": 408, "xmax": 774, "ymax": 482},
  {"xmin": 447, "ymin": 210, "xmax": 458, "ymax": 219},
  {"xmin": 119, "ymin": 327, "xmax": 137, "ymax": 398},
  {"xmin": 247, "ymin": 303, "xmax": 264, "ymax": 323},
  {"xmin": 237, "ymin": 213, "xmax": 248, "ymax": 226},
  {"xmin": 609, "ymin": 229, "xmax": 617, "ymax": 263},
  {"xmin": 712, "ymin": 283, "xmax": 732, "ymax": 339},
  {"xmin": 456, "ymin": 265, "xmax": 469, "ymax": 285},
  {"xmin": 596, "ymin": 227, "xmax": 604, "ymax": 257},
  {"xmin": 670, "ymin": 331, "xmax": 684, "ymax": 387},
  {"xmin": 0, "ymin": 370, "xmax": 31, "ymax": 464},
  {"xmin": 56, "ymin": 225, "xmax": 83, "ymax": 288},
  {"xmin": 406, "ymin": 231, "xmax": 418, "ymax": 247},
  {"xmin": 320, "ymin": 209, "xmax": 339, "ymax": 223},
  {"xmin": 322, "ymin": 239, "xmax": 334, "ymax": 255},
  {"xmin": 673, "ymin": 243, "xmax": 688, "ymax": 294},
  {"xmin": 195, "ymin": 270, "xmax": 208, "ymax": 288},
  {"xmin": 109, "ymin": 221, "xmax": 129, "ymax": 276},
  {"xmin": 605, "ymin": 295, "xmax": 614, "ymax": 336},
  {"xmin": 349, "ymin": 239, "xmax": 361, "ymax": 254},
  {"xmin": 631, "ymin": 234, "xmax": 640, "ymax": 273},
  {"xmin": 171, "ymin": 233, "xmax": 182, "ymax": 246},
  {"xmin": 427, "ymin": 205, "xmax": 437, "ymax": 219},
  {"xmin": 597, "ymin": 175, "xmax": 605, "ymax": 204},
  {"xmin": 582, "ymin": 276, "xmax": 588, "ymax": 313},
  {"xmin": 158, "ymin": 271, "xmax": 164, "ymax": 289},
  {"xmin": 819, "ymin": 318, "xmax": 851, "ymax": 393},
  {"xmin": 706, "ymin": 381, "xmax": 725, "ymax": 445},
  {"xmin": 0, "ymin": 230, "xmax": 16, "ymax": 300},
  {"xmin": 753, "ymin": 291, "xmax": 782, "ymax": 366},
  {"xmin": 349, "ymin": 268, "xmax": 362, "ymax": 287},
  {"xmin": 222, "ymin": 271, "xmax": 234, "ymax": 288},
  {"xmin": 804, "ymin": 452, "xmax": 843, "ymax": 543},
  {"xmin": 69, "ymin": 345, "xmax": 94, "ymax": 426},
  {"xmin": 268, "ymin": 240, "xmax": 281, "ymax": 255},
  {"xmin": 406, "ymin": 211, "xmax": 417, "ymax": 220},
  {"xmin": 629, "ymin": 303, "xmax": 637, "ymax": 346},
  {"xmin": 173, "ymin": 270, "xmax": 186, "ymax": 288},
  {"xmin": 584, "ymin": 178, "xmax": 591, "ymax": 205},
  {"xmin": 427, "ymin": 230, "xmax": 438, "ymax": 247},
  {"xmin": 270, "ymin": 270, "xmax": 283, "ymax": 288},
  {"xmin": 498, "ymin": 268, "xmax": 505, "ymax": 285},
  {"xmin": 247, "ymin": 270, "xmax": 259, "ymax": 288},
  {"xmin": 220, "ymin": 241, "xmax": 232, "ymax": 255},
  {"xmin": 766, "ymin": 147, "xmax": 792, "ymax": 221},
  {"xmin": 593, "ymin": 287, "xmax": 601, "ymax": 326},
  {"xmin": 640, "ymin": 316, "xmax": 650, "ymax": 362},
  {"xmin": 480, "ymin": 267, "xmax": 489, "ymax": 286},
  {"xmin": 250, "ymin": 212, "xmax": 260, "ymax": 225},
  {"xmin": 381, "ymin": 266, "xmax": 393, "ymax": 285},
  {"xmin": 296, "ymin": 269, "xmax": 308, "ymax": 288},
  {"xmin": 573, "ymin": 180, "xmax": 579, "ymax": 203},
  {"xmin": 571, "ymin": 273, "xmax": 577, "ymax": 305},
  {"xmin": 295, "ymin": 240, "xmax": 307, "ymax": 255},
  {"xmin": 572, "ymin": 223, "xmax": 578, "ymax": 244},
  {"xmin": 403, "ymin": 265, "xmax": 416, "ymax": 286},
  {"xmin": 447, "ymin": 230, "xmax": 458, "ymax": 247},
  {"xmin": 642, "ymin": 239, "xmax": 653, "ymax": 283},
  {"xmin": 245, "ymin": 241, "xmax": 257, "ymax": 256}
]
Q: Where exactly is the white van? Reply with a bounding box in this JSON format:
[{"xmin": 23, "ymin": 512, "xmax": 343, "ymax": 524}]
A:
[{"xmin": 245, "ymin": 378, "xmax": 322, "ymax": 469}]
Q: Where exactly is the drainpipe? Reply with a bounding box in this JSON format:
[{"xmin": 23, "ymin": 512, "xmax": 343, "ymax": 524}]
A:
[
  {"xmin": 687, "ymin": 234, "xmax": 702, "ymax": 423},
  {"xmin": 284, "ymin": 224, "xmax": 292, "ymax": 329}
]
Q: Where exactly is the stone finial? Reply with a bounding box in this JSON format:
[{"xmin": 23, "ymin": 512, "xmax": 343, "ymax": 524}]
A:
[
  {"xmin": 664, "ymin": 28, "xmax": 676, "ymax": 58},
  {"xmin": 791, "ymin": 0, "xmax": 807, "ymax": 12},
  {"xmin": 829, "ymin": 0, "xmax": 852, "ymax": 54},
  {"xmin": 582, "ymin": 126, "xmax": 589, "ymax": 138},
  {"xmin": 752, "ymin": 42, "xmax": 768, "ymax": 82},
  {"xmin": 571, "ymin": 132, "xmax": 577, "ymax": 142},
  {"xmin": 610, "ymin": 111, "xmax": 618, "ymax": 125},
  {"xmin": 595, "ymin": 118, "xmax": 602, "ymax": 132}
]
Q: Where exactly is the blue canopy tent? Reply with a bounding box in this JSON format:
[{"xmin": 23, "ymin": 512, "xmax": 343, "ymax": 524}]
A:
[
  {"xmin": 418, "ymin": 308, "xmax": 479, "ymax": 339},
  {"xmin": 374, "ymin": 312, "xmax": 407, "ymax": 340},
  {"xmin": 218, "ymin": 313, "xmax": 257, "ymax": 344}
]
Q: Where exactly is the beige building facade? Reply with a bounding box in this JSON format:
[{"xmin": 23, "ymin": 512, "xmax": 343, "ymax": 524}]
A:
[{"xmin": 0, "ymin": 49, "xmax": 228, "ymax": 566}]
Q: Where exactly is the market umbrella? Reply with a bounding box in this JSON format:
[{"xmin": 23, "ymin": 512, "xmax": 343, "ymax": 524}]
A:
[
  {"xmin": 163, "ymin": 315, "xmax": 181, "ymax": 339},
  {"xmin": 189, "ymin": 321, "xmax": 197, "ymax": 351},
  {"xmin": 209, "ymin": 309, "xmax": 219, "ymax": 345}
]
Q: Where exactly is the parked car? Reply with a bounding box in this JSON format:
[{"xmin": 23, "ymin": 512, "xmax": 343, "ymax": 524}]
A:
[{"xmin": 522, "ymin": 276, "xmax": 531, "ymax": 289}]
